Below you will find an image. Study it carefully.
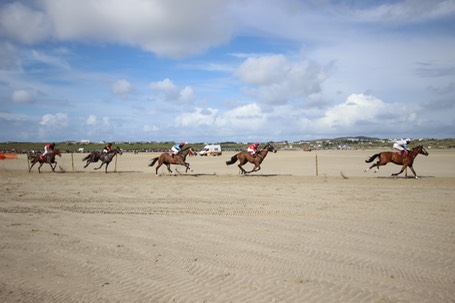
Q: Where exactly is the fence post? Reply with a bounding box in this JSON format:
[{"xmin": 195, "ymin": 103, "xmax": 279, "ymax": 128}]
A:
[{"xmin": 315, "ymin": 154, "xmax": 318, "ymax": 176}]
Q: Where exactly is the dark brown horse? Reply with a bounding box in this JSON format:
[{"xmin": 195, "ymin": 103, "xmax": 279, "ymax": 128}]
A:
[
  {"xmin": 364, "ymin": 145, "xmax": 429, "ymax": 178},
  {"xmin": 226, "ymin": 143, "xmax": 277, "ymax": 174},
  {"xmin": 29, "ymin": 149, "xmax": 62, "ymax": 173},
  {"xmin": 148, "ymin": 147, "xmax": 196, "ymax": 175},
  {"xmin": 82, "ymin": 147, "xmax": 122, "ymax": 173}
]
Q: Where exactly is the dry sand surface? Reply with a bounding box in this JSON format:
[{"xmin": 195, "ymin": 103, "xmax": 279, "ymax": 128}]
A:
[{"xmin": 1, "ymin": 149, "xmax": 454, "ymax": 303}]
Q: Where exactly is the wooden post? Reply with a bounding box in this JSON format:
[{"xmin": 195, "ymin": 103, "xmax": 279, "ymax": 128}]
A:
[
  {"xmin": 114, "ymin": 154, "xmax": 118, "ymax": 172},
  {"xmin": 26, "ymin": 153, "xmax": 30, "ymax": 172},
  {"xmin": 315, "ymin": 154, "xmax": 319, "ymax": 176},
  {"xmin": 71, "ymin": 153, "xmax": 74, "ymax": 172}
]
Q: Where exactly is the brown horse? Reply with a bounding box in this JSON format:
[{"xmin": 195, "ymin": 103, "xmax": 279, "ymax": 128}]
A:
[
  {"xmin": 226, "ymin": 143, "xmax": 277, "ymax": 174},
  {"xmin": 83, "ymin": 147, "xmax": 122, "ymax": 173},
  {"xmin": 148, "ymin": 147, "xmax": 196, "ymax": 175},
  {"xmin": 29, "ymin": 149, "xmax": 62, "ymax": 173},
  {"xmin": 364, "ymin": 145, "xmax": 429, "ymax": 178}
]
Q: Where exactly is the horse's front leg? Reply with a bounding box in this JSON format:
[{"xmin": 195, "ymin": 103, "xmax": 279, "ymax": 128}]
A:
[
  {"xmin": 94, "ymin": 162, "xmax": 105, "ymax": 170},
  {"xmin": 83, "ymin": 160, "xmax": 91, "ymax": 169},
  {"xmin": 183, "ymin": 162, "xmax": 191, "ymax": 173},
  {"xmin": 51, "ymin": 161, "xmax": 57, "ymax": 172},
  {"xmin": 237, "ymin": 164, "xmax": 247, "ymax": 174},
  {"xmin": 247, "ymin": 165, "xmax": 261, "ymax": 173},
  {"xmin": 104, "ymin": 162, "xmax": 110, "ymax": 173},
  {"xmin": 29, "ymin": 161, "xmax": 36, "ymax": 173},
  {"xmin": 391, "ymin": 164, "xmax": 407, "ymax": 177},
  {"xmin": 408, "ymin": 165, "xmax": 419, "ymax": 179},
  {"xmin": 38, "ymin": 162, "xmax": 44, "ymax": 173},
  {"xmin": 166, "ymin": 164, "xmax": 173, "ymax": 174}
]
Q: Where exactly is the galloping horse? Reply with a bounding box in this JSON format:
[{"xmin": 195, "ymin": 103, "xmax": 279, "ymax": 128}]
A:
[
  {"xmin": 226, "ymin": 143, "xmax": 277, "ymax": 174},
  {"xmin": 364, "ymin": 145, "xmax": 429, "ymax": 178},
  {"xmin": 82, "ymin": 147, "xmax": 122, "ymax": 173},
  {"xmin": 148, "ymin": 147, "xmax": 196, "ymax": 175},
  {"xmin": 29, "ymin": 149, "xmax": 62, "ymax": 173}
]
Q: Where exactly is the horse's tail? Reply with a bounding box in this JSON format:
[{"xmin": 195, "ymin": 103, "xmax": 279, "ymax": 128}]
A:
[
  {"xmin": 149, "ymin": 157, "xmax": 159, "ymax": 167},
  {"xmin": 365, "ymin": 153, "xmax": 380, "ymax": 163},
  {"xmin": 226, "ymin": 154, "xmax": 238, "ymax": 165}
]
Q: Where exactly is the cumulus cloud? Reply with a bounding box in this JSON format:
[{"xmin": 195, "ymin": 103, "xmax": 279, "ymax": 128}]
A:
[
  {"xmin": 149, "ymin": 78, "xmax": 195, "ymax": 103},
  {"xmin": 112, "ymin": 79, "xmax": 133, "ymax": 95},
  {"xmin": 86, "ymin": 115, "xmax": 97, "ymax": 126},
  {"xmin": 235, "ymin": 54, "xmax": 328, "ymax": 105},
  {"xmin": 40, "ymin": 113, "xmax": 69, "ymax": 127}
]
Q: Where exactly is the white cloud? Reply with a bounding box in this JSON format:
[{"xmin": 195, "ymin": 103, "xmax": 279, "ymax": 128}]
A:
[
  {"xmin": 12, "ymin": 90, "xmax": 33, "ymax": 104},
  {"xmin": 179, "ymin": 86, "xmax": 195, "ymax": 103},
  {"xmin": 350, "ymin": 0, "xmax": 455, "ymax": 25},
  {"xmin": 86, "ymin": 115, "xmax": 97, "ymax": 126},
  {"xmin": 149, "ymin": 78, "xmax": 195, "ymax": 103},
  {"xmin": 236, "ymin": 55, "xmax": 287, "ymax": 85},
  {"xmin": 112, "ymin": 79, "xmax": 133, "ymax": 95},
  {"xmin": 314, "ymin": 93, "xmax": 405, "ymax": 136},
  {"xmin": 0, "ymin": 2, "xmax": 52, "ymax": 44},
  {"xmin": 236, "ymin": 54, "xmax": 328, "ymax": 105},
  {"xmin": 39, "ymin": 0, "xmax": 235, "ymax": 58},
  {"xmin": 177, "ymin": 107, "xmax": 218, "ymax": 127},
  {"xmin": 40, "ymin": 113, "xmax": 69, "ymax": 127},
  {"xmin": 29, "ymin": 50, "xmax": 70, "ymax": 69}
]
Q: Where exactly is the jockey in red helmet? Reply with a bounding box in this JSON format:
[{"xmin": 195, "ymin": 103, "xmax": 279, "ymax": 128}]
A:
[{"xmin": 247, "ymin": 142, "xmax": 260, "ymax": 156}]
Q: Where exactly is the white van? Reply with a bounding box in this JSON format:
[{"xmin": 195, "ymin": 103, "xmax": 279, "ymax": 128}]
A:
[{"xmin": 199, "ymin": 144, "xmax": 222, "ymax": 156}]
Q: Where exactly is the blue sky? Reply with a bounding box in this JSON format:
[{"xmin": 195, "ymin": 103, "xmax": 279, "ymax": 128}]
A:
[{"xmin": 0, "ymin": 0, "xmax": 454, "ymax": 143}]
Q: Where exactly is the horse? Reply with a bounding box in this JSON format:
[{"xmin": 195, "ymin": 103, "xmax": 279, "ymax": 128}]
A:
[
  {"xmin": 364, "ymin": 145, "xmax": 429, "ymax": 179},
  {"xmin": 28, "ymin": 149, "xmax": 62, "ymax": 173},
  {"xmin": 148, "ymin": 147, "xmax": 196, "ymax": 175},
  {"xmin": 82, "ymin": 147, "xmax": 122, "ymax": 173},
  {"xmin": 226, "ymin": 143, "xmax": 277, "ymax": 174}
]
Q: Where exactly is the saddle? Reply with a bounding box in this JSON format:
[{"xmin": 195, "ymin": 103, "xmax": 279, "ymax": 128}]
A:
[{"xmin": 397, "ymin": 150, "xmax": 409, "ymax": 158}]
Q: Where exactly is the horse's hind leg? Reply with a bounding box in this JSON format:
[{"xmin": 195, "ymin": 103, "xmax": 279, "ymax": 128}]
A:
[
  {"xmin": 104, "ymin": 163, "xmax": 109, "ymax": 173},
  {"xmin": 364, "ymin": 161, "xmax": 380, "ymax": 173},
  {"xmin": 51, "ymin": 162, "xmax": 57, "ymax": 172}
]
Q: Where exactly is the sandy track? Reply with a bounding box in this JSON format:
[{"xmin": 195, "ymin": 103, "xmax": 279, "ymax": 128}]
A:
[{"xmin": 1, "ymin": 150, "xmax": 454, "ymax": 302}]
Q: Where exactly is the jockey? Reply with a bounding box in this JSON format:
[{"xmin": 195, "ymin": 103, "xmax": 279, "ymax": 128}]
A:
[
  {"xmin": 103, "ymin": 142, "xmax": 112, "ymax": 153},
  {"xmin": 393, "ymin": 138, "xmax": 411, "ymax": 158},
  {"xmin": 42, "ymin": 143, "xmax": 55, "ymax": 159},
  {"xmin": 247, "ymin": 142, "xmax": 260, "ymax": 156},
  {"xmin": 171, "ymin": 142, "xmax": 185, "ymax": 157}
]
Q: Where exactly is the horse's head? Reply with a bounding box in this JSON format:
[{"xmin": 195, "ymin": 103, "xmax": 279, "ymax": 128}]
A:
[
  {"xmin": 115, "ymin": 147, "xmax": 123, "ymax": 155},
  {"xmin": 53, "ymin": 149, "xmax": 62, "ymax": 157},
  {"xmin": 265, "ymin": 143, "xmax": 277, "ymax": 153},
  {"xmin": 416, "ymin": 145, "xmax": 429, "ymax": 156},
  {"xmin": 188, "ymin": 147, "xmax": 196, "ymax": 156}
]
